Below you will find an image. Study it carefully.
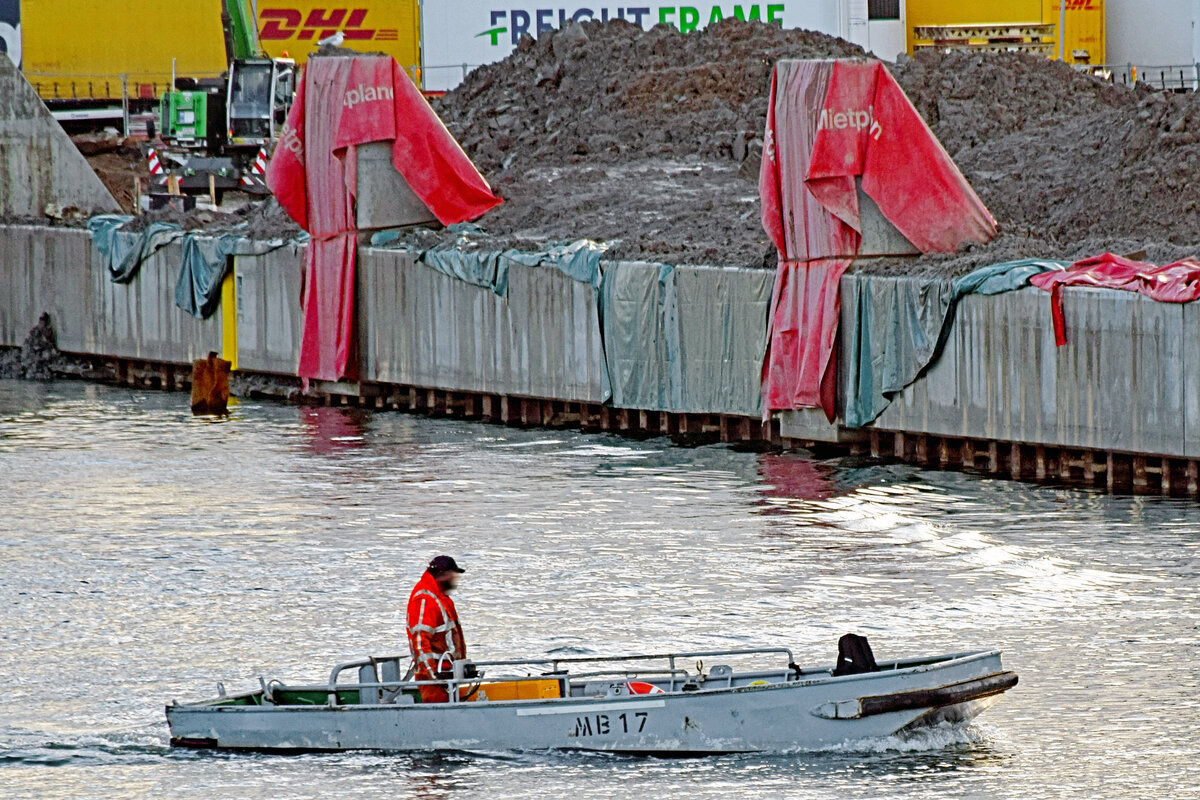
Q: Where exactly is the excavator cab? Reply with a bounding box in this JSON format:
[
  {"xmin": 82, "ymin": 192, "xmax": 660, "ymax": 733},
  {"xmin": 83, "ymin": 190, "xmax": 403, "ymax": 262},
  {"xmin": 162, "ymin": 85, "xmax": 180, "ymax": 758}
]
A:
[{"xmin": 227, "ymin": 58, "xmax": 294, "ymax": 147}]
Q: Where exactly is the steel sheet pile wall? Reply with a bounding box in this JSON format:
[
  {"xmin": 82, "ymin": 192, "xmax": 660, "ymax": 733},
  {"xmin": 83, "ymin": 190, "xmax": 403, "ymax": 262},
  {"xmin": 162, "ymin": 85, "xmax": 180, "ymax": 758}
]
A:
[
  {"xmin": 358, "ymin": 248, "xmax": 608, "ymax": 402},
  {"xmin": 602, "ymin": 261, "xmax": 773, "ymax": 417},
  {"xmin": 233, "ymin": 244, "xmax": 305, "ymax": 375},
  {"xmin": 4, "ymin": 223, "xmax": 1199, "ymax": 466},
  {"xmin": 0, "ymin": 225, "xmax": 221, "ymax": 362},
  {"xmin": 82, "ymin": 232, "xmax": 223, "ymax": 362},
  {"xmin": 874, "ymin": 285, "xmax": 1200, "ymax": 459}
]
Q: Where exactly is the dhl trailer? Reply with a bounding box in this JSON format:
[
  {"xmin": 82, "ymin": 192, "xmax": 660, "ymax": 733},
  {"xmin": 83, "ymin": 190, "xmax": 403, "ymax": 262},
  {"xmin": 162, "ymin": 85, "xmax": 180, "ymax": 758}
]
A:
[
  {"xmin": 907, "ymin": 0, "xmax": 1105, "ymax": 65},
  {"xmin": 7, "ymin": 0, "xmax": 419, "ymax": 108}
]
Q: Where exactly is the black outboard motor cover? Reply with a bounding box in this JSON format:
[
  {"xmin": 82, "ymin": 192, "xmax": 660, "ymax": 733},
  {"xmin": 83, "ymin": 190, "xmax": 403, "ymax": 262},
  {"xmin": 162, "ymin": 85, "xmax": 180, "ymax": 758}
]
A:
[{"xmin": 832, "ymin": 633, "xmax": 878, "ymax": 676}]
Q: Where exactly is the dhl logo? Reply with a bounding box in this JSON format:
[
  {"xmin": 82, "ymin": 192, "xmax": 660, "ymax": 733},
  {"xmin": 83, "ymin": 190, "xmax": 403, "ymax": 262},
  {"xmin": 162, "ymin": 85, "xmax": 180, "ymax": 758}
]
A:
[{"xmin": 259, "ymin": 8, "xmax": 398, "ymax": 42}]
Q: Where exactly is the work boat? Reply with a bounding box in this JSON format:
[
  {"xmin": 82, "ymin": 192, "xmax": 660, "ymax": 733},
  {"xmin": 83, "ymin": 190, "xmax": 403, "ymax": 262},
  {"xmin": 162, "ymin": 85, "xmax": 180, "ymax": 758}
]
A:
[{"xmin": 167, "ymin": 646, "xmax": 1017, "ymax": 755}]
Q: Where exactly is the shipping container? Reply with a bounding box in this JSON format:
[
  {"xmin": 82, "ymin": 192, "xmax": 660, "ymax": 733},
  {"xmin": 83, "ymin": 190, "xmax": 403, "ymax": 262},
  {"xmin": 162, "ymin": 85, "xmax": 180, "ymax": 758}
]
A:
[
  {"xmin": 10, "ymin": 0, "xmax": 419, "ymax": 105},
  {"xmin": 906, "ymin": 0, "xmax": 1104, "ymax": 64},
  {"xmin": 0, "ymin": 0, "xmax": 19, "ymax": 68},
  {"xmin": 9, "ymin": 0, "xmax": 908, "ymax": 102},
  {"xmin": 1106, "ymin": 0, "xmax": 1200, "ymax": 89},
  {"xmin": 1047, "ymin": 0, "xmax": 1104, "ymax": 64}
]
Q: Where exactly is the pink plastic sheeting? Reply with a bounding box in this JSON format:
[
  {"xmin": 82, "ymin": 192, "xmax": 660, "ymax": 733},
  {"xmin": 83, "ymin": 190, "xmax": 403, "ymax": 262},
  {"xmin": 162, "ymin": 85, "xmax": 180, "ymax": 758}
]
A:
[
  {"xmin": 760, "ymin": 59, "xmax": 996, "ymax": 420},
  {"xmin": 267, "ymin": 56, "xmax": 501, "ymax": 381},
  {"xmin": 1030, "ymin": 253, "xmax": 1200, "ymax": 346},
  {"xmin": 761, "ymin": 257, "xmax": 850, "ymax": 414}
]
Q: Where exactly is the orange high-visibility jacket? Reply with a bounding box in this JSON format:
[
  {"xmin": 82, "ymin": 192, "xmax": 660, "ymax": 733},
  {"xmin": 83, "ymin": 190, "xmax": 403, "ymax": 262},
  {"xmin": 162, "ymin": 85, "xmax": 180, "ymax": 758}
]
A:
[{"xmin": 406, "ymin": 570, "xmax": 465, "ymax": 679}]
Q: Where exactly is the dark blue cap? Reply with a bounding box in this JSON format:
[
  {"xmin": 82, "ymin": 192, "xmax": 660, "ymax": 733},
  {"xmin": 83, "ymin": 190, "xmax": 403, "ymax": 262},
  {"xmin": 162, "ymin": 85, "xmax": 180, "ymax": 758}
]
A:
[{"xmin": 428, "ymin": 555, "xmax": 465, "ymax": 574}]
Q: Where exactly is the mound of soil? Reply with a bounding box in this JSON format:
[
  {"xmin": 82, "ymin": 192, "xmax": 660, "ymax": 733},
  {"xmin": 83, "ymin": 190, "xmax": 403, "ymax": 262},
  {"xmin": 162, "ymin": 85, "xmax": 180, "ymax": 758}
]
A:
[
  {"xmin": 437, "ymin": 18, "xmax": 864, "ymax": 171},
  {"xmin": 76, "ymin": 21, "xmax": 1200, "ymax": 273},
  {"xmin": 432, "ymin": 19, "xmax": 865, "ymax": 264},
  {"xmin": 878, "ymin": 50, "xmax": 1200, "ymax": 273},
  {"xmin": 86, "ymin": 146, "xmax": 149, "ymax": 213},
  {"xmin": 431, "ymin": 20, "xmax": 1200, "ymax": 271}
]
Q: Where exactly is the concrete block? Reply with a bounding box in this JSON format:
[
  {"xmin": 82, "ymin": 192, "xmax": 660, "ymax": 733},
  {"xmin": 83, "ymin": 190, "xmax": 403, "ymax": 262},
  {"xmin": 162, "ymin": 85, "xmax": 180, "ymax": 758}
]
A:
[
  {"xmin": 0, "ymin": 55, "xmax": 119, "ymax": 216},
  {"xmin": 355, "ymin": 142, "xmax": 437, "ymax": 230}
]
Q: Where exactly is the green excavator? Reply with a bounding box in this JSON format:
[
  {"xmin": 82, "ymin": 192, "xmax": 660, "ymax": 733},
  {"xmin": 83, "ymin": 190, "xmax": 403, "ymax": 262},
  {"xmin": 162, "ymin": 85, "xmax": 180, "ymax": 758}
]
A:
[{"xmin": 157, "ymin": 0, "xmax": 296, "ymax": 199}]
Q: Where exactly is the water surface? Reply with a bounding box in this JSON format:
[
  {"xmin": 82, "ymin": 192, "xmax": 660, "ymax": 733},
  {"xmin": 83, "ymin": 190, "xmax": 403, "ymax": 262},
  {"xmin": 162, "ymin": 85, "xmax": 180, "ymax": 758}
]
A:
[{"xmin": 1, "ymin": 380, "xmax": 1197, "ymax": 798}]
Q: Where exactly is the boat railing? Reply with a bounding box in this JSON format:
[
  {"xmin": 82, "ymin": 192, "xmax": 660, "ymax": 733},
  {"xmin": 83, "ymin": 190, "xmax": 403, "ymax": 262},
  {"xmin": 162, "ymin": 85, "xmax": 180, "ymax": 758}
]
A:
[
  {"xmin": 477, "ymin": 646, "xmax": 798, "ymax": 674},
  {"xmin": 308, "ymin": 647, "xmax": 799, "ymax": 707},
  {"xmin": 327, "ymin": 654, "xmax": 411, "ymax": 688},
  {"xmin": 276, "ymin": 668, "xmax": 697, "ymax": 707}
]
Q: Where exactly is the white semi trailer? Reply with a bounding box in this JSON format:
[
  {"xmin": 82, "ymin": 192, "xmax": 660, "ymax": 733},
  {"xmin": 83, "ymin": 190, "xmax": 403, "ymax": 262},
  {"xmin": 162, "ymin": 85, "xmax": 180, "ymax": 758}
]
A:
[{"xmin": 418, "ymin": 0, "xmax": 908, "ymax": 91}]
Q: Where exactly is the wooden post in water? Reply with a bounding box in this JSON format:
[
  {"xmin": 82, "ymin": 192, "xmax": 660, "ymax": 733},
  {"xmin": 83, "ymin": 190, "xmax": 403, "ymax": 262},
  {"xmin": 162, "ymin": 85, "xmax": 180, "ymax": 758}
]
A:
[{"xmin": 190, "ymin": 351, "xmax": 231, "ymax": 415}]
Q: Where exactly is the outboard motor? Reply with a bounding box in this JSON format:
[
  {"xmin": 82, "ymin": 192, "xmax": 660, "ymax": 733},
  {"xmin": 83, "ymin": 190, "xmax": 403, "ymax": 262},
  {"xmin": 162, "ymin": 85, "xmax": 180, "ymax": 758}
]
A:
[{"xmin": 832, "ymin": 633, "xmax": 878, "ymax": 676}]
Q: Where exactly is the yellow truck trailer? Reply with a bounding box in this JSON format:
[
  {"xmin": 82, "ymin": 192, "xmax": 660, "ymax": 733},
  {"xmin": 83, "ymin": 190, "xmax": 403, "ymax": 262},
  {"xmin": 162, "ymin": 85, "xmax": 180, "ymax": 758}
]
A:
[
  {"xmin": 15, "ymin": 0, "xmax": 419, "ymax": 105},
  {"xmin": 907, "ymin": 0, "xmax": 1105, "ymax": 65}
]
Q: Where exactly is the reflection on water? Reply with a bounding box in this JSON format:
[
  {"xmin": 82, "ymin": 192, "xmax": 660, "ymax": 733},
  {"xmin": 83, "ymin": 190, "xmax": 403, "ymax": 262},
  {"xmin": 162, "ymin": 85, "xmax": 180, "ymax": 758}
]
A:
[
  {"xmin": 301, "ymin": 406, "xmax": 370, "ymax": 454},
  {"xmin": 756, "ymin": 452, "xmax": 838, "ymax": 502},
  {"xmin": 0, "ymin": 380, "xmax": 1198, "ymax": 799}
]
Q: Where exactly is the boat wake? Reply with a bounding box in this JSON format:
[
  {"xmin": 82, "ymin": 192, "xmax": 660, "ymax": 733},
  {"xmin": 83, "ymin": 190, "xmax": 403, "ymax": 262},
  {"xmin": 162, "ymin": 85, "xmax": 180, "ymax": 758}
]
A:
[
  {"xmin": 0, "ymin": 725, "xmax": 168, "ymax": 767},
  {"xmin": 816, "ymin": 720, "xmax": 991, "ymax": 755}
]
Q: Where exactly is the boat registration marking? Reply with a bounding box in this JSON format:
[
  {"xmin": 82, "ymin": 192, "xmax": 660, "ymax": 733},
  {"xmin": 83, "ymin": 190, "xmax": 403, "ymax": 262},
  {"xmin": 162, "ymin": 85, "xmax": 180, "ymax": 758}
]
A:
[{"xmin": 515, "ymin": 700, "xmax": 666, "ymax": 717}]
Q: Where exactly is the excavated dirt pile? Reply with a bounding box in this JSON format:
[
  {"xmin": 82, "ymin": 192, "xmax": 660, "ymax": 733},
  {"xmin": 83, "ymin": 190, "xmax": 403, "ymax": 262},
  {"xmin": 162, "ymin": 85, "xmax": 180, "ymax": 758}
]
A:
[
  {"xmin": 85, "ymin": 145, "xmax": 149, "ymax": 213},
  {"xmin": 62, "ymin": 22, "xmax": 1200, "ymax": 271},
  {"xmin": 427, "ymin": 20, "xmax": 1200, "ymax": 271},
  {"xmin": 433, "ymin": 19, "xmax": 864, "ymax": 264},
  {"xmin": 438, "ymin": 19, "xmax": 864, "ymax": 170},
  {"xmin": 886, "ymin": 50, "xmax": 1200, "ymax": 273}
]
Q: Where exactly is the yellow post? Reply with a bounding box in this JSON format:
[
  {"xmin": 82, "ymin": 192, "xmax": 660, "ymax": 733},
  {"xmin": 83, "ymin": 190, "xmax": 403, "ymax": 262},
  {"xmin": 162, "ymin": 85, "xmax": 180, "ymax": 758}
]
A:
[{"xmin": 220, "ymin": 268, "xmax": 238, "ymax": 371}]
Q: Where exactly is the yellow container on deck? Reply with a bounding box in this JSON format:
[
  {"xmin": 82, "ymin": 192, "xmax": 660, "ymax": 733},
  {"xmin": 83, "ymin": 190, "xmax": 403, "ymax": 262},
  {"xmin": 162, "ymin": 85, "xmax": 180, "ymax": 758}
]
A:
[{"xmin": 471, "ymin": 679, "xmax": 563, "ymax": 702}]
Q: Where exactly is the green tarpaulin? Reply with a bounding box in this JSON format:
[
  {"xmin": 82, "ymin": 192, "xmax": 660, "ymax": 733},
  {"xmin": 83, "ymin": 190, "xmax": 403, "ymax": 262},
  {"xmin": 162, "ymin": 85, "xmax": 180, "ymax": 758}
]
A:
[
  {"xmin": 370, "ymin": 226, "xmax": 606, "ymax": 296},
  {"xmin": 88, "ymin": 215, "xmax": 184, "ymax": 283},
  {"xmin": 842, "ymin": 259, "xmax": 1067, "ymax": 427},
  {"xmin": 601, "ymin": 262, "xmax": 773, "ymax": 416}
]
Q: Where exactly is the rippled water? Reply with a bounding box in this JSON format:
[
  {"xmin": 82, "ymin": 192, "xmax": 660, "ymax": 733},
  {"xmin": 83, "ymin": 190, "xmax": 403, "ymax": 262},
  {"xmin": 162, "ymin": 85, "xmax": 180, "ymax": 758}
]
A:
[{"xmin": 1, "ymin": 380, "xmax": 1198, "ymax": 799}]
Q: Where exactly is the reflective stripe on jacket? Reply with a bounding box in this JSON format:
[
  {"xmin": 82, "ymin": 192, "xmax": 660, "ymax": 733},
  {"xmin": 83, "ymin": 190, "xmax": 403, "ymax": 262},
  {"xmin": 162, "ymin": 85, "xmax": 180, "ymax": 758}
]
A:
[{"xmin": 406, "ymin": 570, "xmax": 464, "ymax": 679}]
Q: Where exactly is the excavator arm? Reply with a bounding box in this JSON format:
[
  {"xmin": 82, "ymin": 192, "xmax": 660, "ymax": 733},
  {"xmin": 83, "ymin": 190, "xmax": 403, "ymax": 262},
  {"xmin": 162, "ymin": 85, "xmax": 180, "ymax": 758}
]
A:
[{"xmin": 221, "ymin": 0, "xmax": 265, "ymax": 62}]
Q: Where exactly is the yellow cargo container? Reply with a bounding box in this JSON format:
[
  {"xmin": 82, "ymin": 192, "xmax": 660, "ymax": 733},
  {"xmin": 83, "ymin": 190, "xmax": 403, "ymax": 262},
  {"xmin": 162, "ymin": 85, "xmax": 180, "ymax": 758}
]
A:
[
  {"xmin": 18, "ymin": 0, "xmax": 420, "ymax": 104},
  {"xmin": 21, "ymin": 0, "xmax": 227, "ymax": 102},
  {"xmin": 907, "ymin": 0, "xmax": 1104, "ymax": 65},
  {"xmin": 256, "ymin": 1, "xmax": 421, "ymax": 75},
  {"xmin": 1045, "ymin": 0, "xmax": 1104, "ymax": 65}
]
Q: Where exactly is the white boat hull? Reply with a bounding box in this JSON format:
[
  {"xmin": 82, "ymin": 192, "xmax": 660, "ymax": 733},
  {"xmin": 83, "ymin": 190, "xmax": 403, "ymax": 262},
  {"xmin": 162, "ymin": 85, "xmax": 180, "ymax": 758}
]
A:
[{"xmin": 167, "ymin": 650, "xmax": 1016, "ymax": 754}]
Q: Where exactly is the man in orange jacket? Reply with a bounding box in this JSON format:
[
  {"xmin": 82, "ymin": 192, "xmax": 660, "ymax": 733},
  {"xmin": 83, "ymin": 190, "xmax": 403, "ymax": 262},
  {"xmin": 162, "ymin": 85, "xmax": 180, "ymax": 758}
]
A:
[{"xmin": 406, "ymin": 555, "xmax": 466, "ymax": 703}]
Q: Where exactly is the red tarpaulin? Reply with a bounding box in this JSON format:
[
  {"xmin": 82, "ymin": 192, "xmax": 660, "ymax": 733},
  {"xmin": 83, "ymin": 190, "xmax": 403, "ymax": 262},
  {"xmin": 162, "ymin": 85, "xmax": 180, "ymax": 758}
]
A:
[
  {"xmin": 759, "ymin": 59, "xmax": 996, "ymax": 420},
  {"xmin": 1030, "ymin": 253, "xmax": 1200, "ymax": 345},
  {"xmin": 268, "ymin": 55, "xmax": 501, "ymax": 382}
]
